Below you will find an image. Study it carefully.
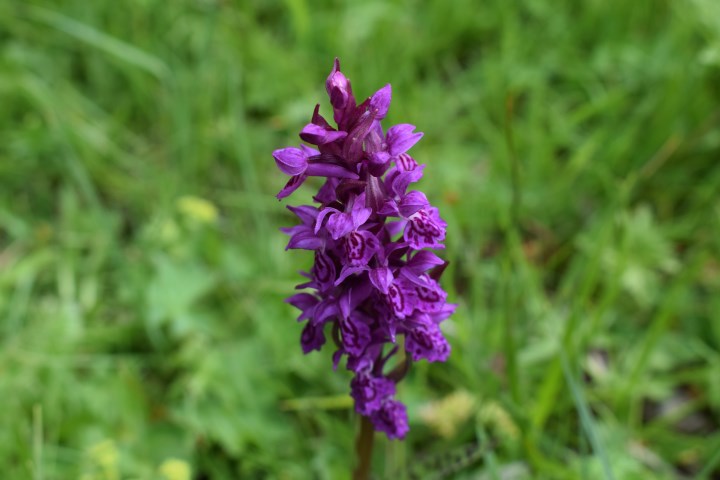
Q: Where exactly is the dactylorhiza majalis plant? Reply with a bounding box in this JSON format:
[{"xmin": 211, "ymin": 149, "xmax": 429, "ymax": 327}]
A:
[{"xmin": 273, "ymin": 59, "xmax": 455, "ymax": 441}]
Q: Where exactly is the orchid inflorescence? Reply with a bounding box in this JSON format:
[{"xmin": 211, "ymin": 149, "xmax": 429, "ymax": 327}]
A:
[{"xmin": 273, "ymin": 59, "xmax": 455, "ymax": 439}]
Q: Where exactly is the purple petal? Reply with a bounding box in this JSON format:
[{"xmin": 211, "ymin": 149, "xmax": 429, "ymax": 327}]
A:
[
  {"xmin": 339, "ymin": 312, "xmax": 371, "ymax": 356},
  {"xmin": 300, "ymin": 123, "xmax": 347, "ymax": 145},
  {"xmin": 369, "ymin": 152, "xmax": 391, "ymax": 165},
  {"xmin": 294, "ymin": 280, "xmax": 314, "ymax": 290},
  {"xmin": 280, "ymin": 224, "xmax": 303, "ymax": 236},
  {"xmin": 347, "ymin": 344, "xmax": 382, "ymax": 373},
  {"xmin": 311, "ymin": 104, "xmax": 333, "ymax": 129},
  {"xmin": 398, "ymin": 190, "xmax": 429, "ymax": 218},
  {"xmin": 314, "ymin": 206, "xmax": 341, "ymax": 235},
  {"xmin": 276, "ymin": 174, "xmax": 308, "ymax": 199},
  {"xmin": 386, "ymin": 124, "xmax": 423, "ymax": 156},
  {"xmin": 332, "ymin": 349, "xmax": 344, "ymax": 370},
  {"xmin": 312, "ymin": 251, "xmax": 337, "ymax": 291},
  {"xmin": 313, "ymin": 177, "xmax": 339, "ymax": 204},
  {"xmin": 384, "ymin": 154, "xmax": 423, "ymax": 196},
  {"xmin": 285, "ymin": 293, "xmax": 319, "ymax": 321},
  {"xmin": 383, "ymin": 240, "xmax": 410, "ymax": 261},
  {"xmin": 305, "ymin": 163, "xmax": 359, "ymax": 179},
  {"xmin": 428, "ymin": 260, "xmax": 449, "ymax": 281},
  {"xmin": 389, "ymin": 167, "xmax": 424, "ymax": 197},
  {"xmin": 335, "ymin": 265, "xmax": 368, "ymax": 285},
  {"xmin": 287, "ymin": 205, "xmax": 318, "ymax": 226},
  {"xmin": 370, "ymin": 399, "xmax": 409, "ymax": 440},
  {"xmin": 406, "ymin": 251, "xmax": 445, "ymax": 274},
  {"xmin": 385, "ymin": 219, "xmax": 407, "ymax": 237},
  {"xmin": 369, "ymin": 84, "xmax": 392, "ymax": 120},
  {"xmin": 286, "ymin": 229, "xmax": 324, "ymax": 250},
  {"xmin": 350, "ymin": 198, "xmax": 372, "ymax": 229},
  {"xmin": 365, "ymin": 176, "xmax": 387, "ymax": 212},
  {"xmin": 364, "ymin": 127, "xmax": 384, "ymax": 155},
  {"xmin": 339, "ymin": 289, "xmax": 352, "ymax": 319},
  {"xmin": 300, "ymin": 144, "xmax": 320, "ymax": 157},
  {"xmin": 413, "ymin": 277, "xmax": 447, "ymax": 313},
  {"xmin": 343, "ymin": 108, "xmax": 377, "ymax": 164},
  {"xmin": 313, "ymin": 299, "xmax": 339, "ymax": 325},
  {"xmin": 301, "ymin": 322, "xmax": 326, "ymax": 353},
  {"xmin": 405, "ymin": 319, "xmax": 450, "ymax": 362},
  {"xmin": 325, "ymin": 212, "xmax": 355, "ymax": 240},
  {"xmin": 351, "ymin": 373, "xmax": 396, "ymax": 415},
  {"xmin": 395, "ymin": 153, "xmax": 419, "ymax": 171},
  {"xmin": 348, "ymin": 280, "xmax": 374, "ymax": 310},
  {"xmin": 385, "ymin": 278, "xmax": 416, "ymax": 319},
  {"xmin": 344, "ymin": 230, "xmax": 380, "ymax": 267},
  {"xmin": 285, "ymin": 292, "xmax": 318, "ymax": 309},
  {"xmin": 369, "ymin": 267, "xmax": 394, "ymax": 294},
  {"xmin": 351, "ymin": 192, "xmax": 367, "ymax": 209},
  {"xmin": 429, "ymin": 302, "xmax": 457, "ymax": 324},
  {"xmin": 273, "ymin": 147, "xmax": 308, "ymax": 176},
  {"xmin": 403, "ymin": 207, "xmax": 446, "ymax": 250},
  {"xmin": 378, "ymin": 199, "xmax": 400, "ymax": 217}
]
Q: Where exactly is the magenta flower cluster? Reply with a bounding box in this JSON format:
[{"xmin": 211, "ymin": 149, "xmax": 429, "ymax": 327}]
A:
[{"xmin": 273, "ymin": 59, "xmax": 455, "ymax": 439}]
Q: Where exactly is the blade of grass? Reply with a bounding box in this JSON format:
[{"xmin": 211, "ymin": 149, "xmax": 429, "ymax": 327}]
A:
[
  {"xmin": 32, "ymin": 404, "xmax": 43, "ymax": 480},
  {"xmin": 26, "ymin": 5, "xmax": 169, "ymax": 80},
  {"xmin": 696, "ymin": 436, "xmax": 720, "ymax": 480},
  {"xmin": 560, "ymin": 350, "xmax": 615, "ymax": 480}
]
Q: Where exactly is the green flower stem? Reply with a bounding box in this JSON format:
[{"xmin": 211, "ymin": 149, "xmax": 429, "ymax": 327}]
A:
[{"xmin": 353, "ymin": 415, "xmax": 375, "ymax": 480}]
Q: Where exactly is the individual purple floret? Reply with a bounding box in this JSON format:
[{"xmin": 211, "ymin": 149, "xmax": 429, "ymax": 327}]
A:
[{"xmin": 275, "ymin": 59, "xmax": 455, "ymax": 439}]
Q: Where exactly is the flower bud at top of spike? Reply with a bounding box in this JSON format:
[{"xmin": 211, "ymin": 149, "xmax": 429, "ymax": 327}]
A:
[{"xmin": 326, "ymin": 58, "xmax": 354, "ymax": 116}]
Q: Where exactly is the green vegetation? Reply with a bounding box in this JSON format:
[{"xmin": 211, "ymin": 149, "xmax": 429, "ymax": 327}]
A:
[{"xmin": 1, "ymin": 0, "xmax": 719, "ymax": 478}]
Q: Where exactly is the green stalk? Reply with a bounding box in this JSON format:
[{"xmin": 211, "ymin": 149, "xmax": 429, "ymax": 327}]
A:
[{"xmin": 353, "ymin": 415, "xmax": 375, "ymax": 480}]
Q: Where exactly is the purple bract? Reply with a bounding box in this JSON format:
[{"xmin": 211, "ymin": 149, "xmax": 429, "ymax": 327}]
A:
[{"xmin": 275, "ymin": 59, "xmax": 455, "ymax": 440}]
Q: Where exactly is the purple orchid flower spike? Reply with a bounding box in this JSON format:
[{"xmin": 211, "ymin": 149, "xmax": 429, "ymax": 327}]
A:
[{"xmin": 273, "ymin": 59, "xmax": 455, "ymax": 442}]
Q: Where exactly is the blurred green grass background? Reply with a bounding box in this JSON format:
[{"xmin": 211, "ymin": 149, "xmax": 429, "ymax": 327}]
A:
[{"xmin": 1, "ymin": 0, "xmax": 719, "ymax": 478}]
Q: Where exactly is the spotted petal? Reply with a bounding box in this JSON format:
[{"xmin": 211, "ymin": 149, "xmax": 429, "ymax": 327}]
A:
[
  {"xmin": 370, "ymin": 399, "xmax": 409, "ymax": 440},
  {"xmin": 405, "ymin": 317, "xmax": 450, "ymax": 362},
  {"xmin": 301, "ymin": 322, "xmax": 326, "ymax": 353},
  {"xmin": 343, "ymin": 230, "xmax": 381, "ymax": 267},
  {"xmin": 351, "ymin": 373, "xmax": 396, "ymax": 415}
]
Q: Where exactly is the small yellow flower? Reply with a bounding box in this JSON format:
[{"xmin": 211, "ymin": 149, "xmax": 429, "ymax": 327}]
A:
[
  {"xmin": 159, "ymin": 458, "xmax": 192, "ymax": 480},
  {"xmin": 177, "ymin": 196, "xmax": 218, "ymax": 224},
  {"xmin": 478, "ymin": 400, "xmax": 520, "ymax": 441},
  {"xmin": 86, "ymin": 439, "xmax": 119, "ymax": 480},
  {"xmin": 88, "ymin": 439, "xmax": 118, "ymax": 467},
  {"xmin": 419, "ymin": 390, "xmax": 476, "ymax": 438}
]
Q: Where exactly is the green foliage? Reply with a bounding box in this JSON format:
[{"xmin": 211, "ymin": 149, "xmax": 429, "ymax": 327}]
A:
[{"xmin": 1, "ymin": 0, "xmax": 718, "ymax": 478}]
